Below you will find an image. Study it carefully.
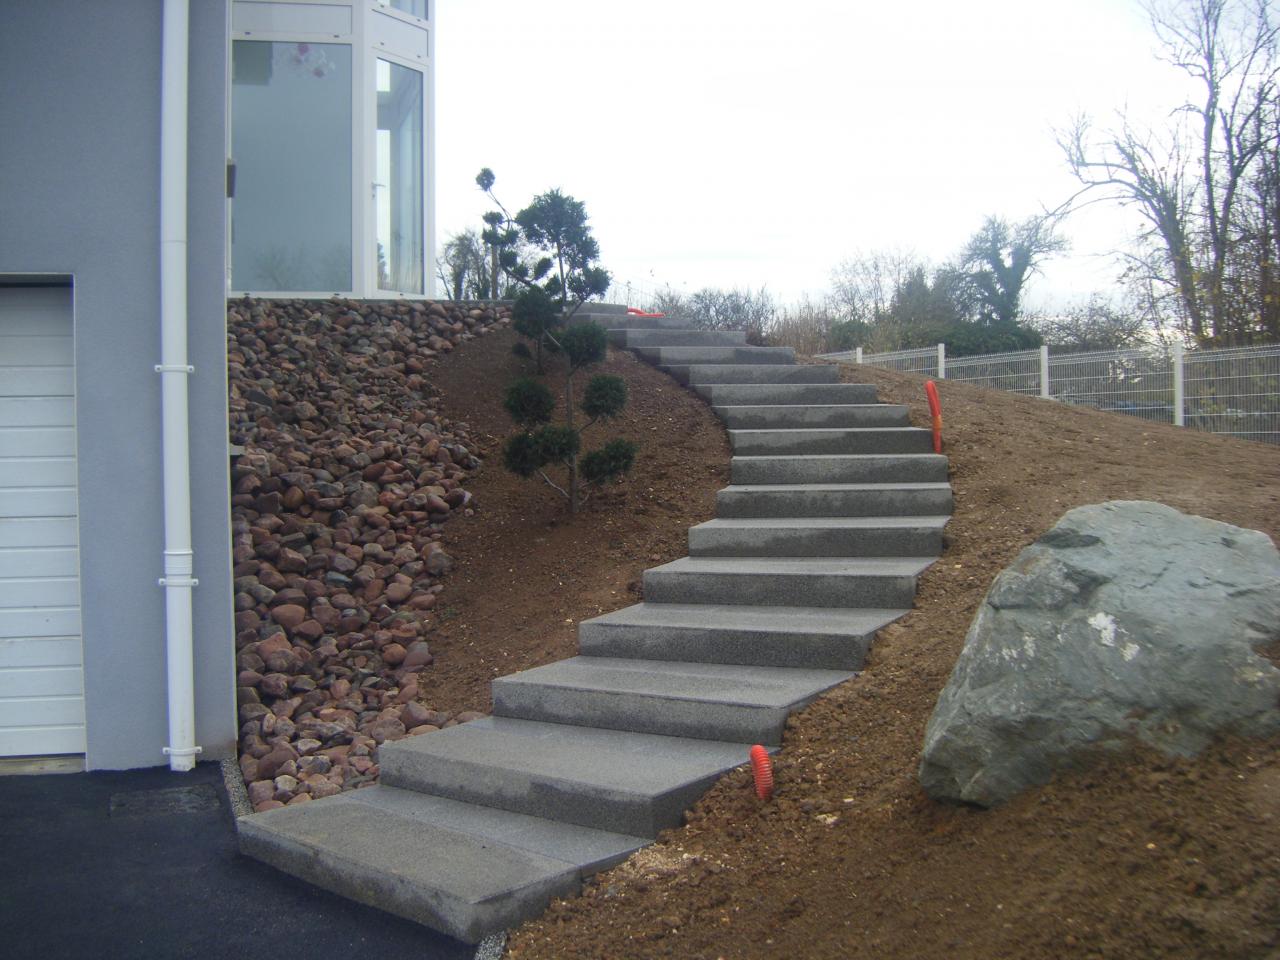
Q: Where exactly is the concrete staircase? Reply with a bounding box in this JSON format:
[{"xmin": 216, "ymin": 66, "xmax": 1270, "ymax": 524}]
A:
[{"xmin": 239, "ymin": 303, "xmax": 951, "ymax": 944}]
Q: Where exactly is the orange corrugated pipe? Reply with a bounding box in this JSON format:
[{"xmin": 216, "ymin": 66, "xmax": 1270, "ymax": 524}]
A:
[
  {"xmin": 750, "ymin": 744, "xmax": 773, "ymax": 801},
  {"xmin": 925, "ymin": 380, "xmax": 943, "ymax": 454}
]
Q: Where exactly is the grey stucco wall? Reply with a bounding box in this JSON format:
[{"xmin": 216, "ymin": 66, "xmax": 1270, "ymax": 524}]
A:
[{"xmin": 0, "ymin": 0, "xmax": 236, "ymax": 768}]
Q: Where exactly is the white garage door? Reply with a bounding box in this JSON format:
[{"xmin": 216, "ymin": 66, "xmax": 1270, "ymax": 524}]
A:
[{"xmin": 0, "ymin": 286, "xmax": 85, "ymax": 756}]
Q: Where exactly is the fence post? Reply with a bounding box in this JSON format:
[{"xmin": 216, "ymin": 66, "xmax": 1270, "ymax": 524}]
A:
[
  {"xmin": 1039, "ymin": 345, "xmax": 1050, "ymax": 399},
  {"xmin": 937, "ymin": 343, "xmax": 946, "ymax": 378},
  {"xmin": 855, "ymin": 346, "xmax": 863, "ymax": 364},
  {"xmin": 1172, "ymin": 342, "xmax": 1185, "ymax": 427}
]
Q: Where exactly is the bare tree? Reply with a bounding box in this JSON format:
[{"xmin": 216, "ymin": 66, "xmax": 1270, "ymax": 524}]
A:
[
  {"xmin": 828, "ymin": 248, "xmax": 921, "ymax": 324},
  {"xmin": 961, "ymin": 215, "xmax": 1068, "ymax": 326},
  {"xmin": 1061, "ymin": 0, "xmax": 1279, "ymax": 344}
]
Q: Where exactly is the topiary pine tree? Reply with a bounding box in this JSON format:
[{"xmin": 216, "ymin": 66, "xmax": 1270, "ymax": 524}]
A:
[
  {"xmin": 501, "ymin": 323, "xmax": 637, "ymax": 513},
  {"xmin": 476, "ymin": 168, "xmax": 610, "ymax": 372}
]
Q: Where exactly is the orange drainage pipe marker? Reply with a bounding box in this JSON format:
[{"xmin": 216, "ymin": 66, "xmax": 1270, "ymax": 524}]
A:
[
  {"xmin": 626, "ymin": 307, "xmax": 666, "ymax": 318},
  {"xmin": 749, "ymin": 744, "xmax": 774, "ymax": 801},
  {"xmin": 925, "ymin": 380, "xmax": 943, "ymax": 454}
]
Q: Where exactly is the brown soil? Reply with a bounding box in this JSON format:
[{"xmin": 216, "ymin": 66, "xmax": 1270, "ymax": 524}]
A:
[{"xmin": 425, "ymin": 331, "xmax": 1280, "ymax": 960}]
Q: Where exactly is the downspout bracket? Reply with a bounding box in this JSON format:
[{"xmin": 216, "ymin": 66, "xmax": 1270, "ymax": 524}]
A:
[{"xmin": 155, "ymin": 364, "xmax": 195, "ymax": 374}]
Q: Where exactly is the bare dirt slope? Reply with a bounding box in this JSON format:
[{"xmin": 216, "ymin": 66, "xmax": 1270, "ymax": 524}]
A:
[{"xmin": 425, "ymin": 330, "xmax": 1280, "ymax": 960}]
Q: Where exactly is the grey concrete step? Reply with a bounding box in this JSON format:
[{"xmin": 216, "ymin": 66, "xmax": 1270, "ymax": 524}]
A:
[
  {"xmin": 491, "ymin": 656, "xmax": 852, "ymax": 746},
  {"xmin": 642, "ymin": 556, "xmax": 933, "ymax": 608},
  {"xmin": 714, "ymin": 403, "xmax": 910, "ymax": 430},
  {"xmin": 731, "ymin": 453, "xmax": 949, "ymax": 484},
  {"xmin": 716, "ymin": 482, "xmax": 954, "ymax": 518},
  {"xmin": 695, "ymin": 382, "xmax": 879, "ymax": 405},
  {"xmin": 637, "ymin": 345, "xmax": 795, "ymax": 366},
  {"xmin": 689, "ymin": 515, "xmax": 949, "ymax": 557},
  {"xmin": 239, "ymin": 786, "xmax": 647, "ymax": 944},
  {"xmin": 572, "ymin": 312, "xmax": 693, "ymax": 329},
  {"xmin": 578, "ymin": 602, "xmax": 906, "ymax": 670},
  {"xmin": 665, "ymin": 363, "xmax": 839, "ymax": 385},
  {"xmin": 378, "ymin": 716, "xmax": 754, "ymax": 839},
  {"xmin": 610, "ymin": 328, "xmax": 746, "ymax": 347},
  {"xmin": 730, "ymin": 426, "xmax": 934, "ymax": 455}
]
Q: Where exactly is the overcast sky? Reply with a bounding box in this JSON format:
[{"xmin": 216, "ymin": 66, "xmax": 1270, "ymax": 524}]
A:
[{"xmin": 433, "ymin": 0, "xmax": 1191, "ymax": 311}]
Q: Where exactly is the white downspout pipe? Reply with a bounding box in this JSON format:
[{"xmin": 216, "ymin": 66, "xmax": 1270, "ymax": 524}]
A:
[{"xmin": 159, "ymin": 0, "xmax": 200, "ymax": 772}]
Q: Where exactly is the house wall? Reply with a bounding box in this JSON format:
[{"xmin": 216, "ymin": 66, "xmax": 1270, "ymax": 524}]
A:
[{"xmin": 0, "ymin": 0, "xmax": 236, "ymax": 768}]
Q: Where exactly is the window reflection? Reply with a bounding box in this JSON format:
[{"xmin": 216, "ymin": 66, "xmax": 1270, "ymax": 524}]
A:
[{"xmin": 376, "ymin": 59, "xmax": 424, "ymax": 294}]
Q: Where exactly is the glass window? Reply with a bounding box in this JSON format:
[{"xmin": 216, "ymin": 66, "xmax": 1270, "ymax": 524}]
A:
[
  {"xmin": 386, "ymin": 0, "xmax": 427, "ymax": 19},
  {"xmin": 231, "ymin": 41, "xmax": 352, "ymax": 292},
  {"xmin": 375, "ymin": 59, "xmax": 424, "ymax": 294}
]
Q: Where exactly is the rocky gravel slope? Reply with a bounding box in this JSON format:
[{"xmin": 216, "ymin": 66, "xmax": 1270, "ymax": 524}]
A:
[{"xmin": 227, "ymin": 298, "xmax": 509, "ymax": 812}]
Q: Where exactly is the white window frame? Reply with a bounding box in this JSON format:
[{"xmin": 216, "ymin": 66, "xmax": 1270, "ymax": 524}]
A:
[{"xmin": 226, "ymin": 0, "xmax": 435, "ymax": 299}]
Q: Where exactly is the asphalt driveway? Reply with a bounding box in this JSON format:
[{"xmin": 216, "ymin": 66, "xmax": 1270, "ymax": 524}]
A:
[{"xmin": 0, "ymin": 761, "xmax": 479, "ymax": 960}]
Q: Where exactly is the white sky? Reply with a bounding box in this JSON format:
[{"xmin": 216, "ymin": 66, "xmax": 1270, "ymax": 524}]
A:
[{"xmin": 434, "ymin": 0, "xmax": 1192, "ymax": 310}]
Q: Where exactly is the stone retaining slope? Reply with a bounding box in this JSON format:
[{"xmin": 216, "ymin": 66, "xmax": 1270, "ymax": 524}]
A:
[{"xmin": 238, "ymin": 305, "xmax": 952, "ymax": 944}]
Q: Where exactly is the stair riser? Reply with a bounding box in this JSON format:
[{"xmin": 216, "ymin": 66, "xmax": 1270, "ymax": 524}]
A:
[
  {"xmin": 730, "ymin": 430, "xmax": 934, "ymax": 455},
  {"xmin": 491, "ymin": 684, "xmax": 793, "ymax": 746},
  {"xmin": 573, "ymin": 314, "xmax": 691, "ymax": 330},
  {"xmin": 731, "ymin": 455, "xmax": 948, "ymax": 484},
  {"xmin": 237, "ymin": 823, "xmax": 574, "ymax": 944},
  {"xmin": 611, "ymin": 329, "xmax": 746, "ymax": 347},
  {"xmin": 643, "ymin": 570, "xmax": 918, "ymax": 608},
  {"xmin": 637, "ymin": 346, "xmax": 795, "ymax": 366},
  {"xmin": 689, "ymin": 525, "xmax": 943, "ymax": 558},
  {"xmin": 696, "ymin": 383, "xmax": 878, "ymax": 404},
  {"xmin": 716, "ymin": 487, "xmax": 954, "ymax": 518},
  {"xmin": 379, "ymin": 750, "xmax": 722, "ymax": 839},
  {"xmin": 578, "ymin": 621, "xmax": 871, "ymax": 671},
  {"xmin": 715, "ymin": 406, "xmax": 910, "ymax": 429},
  {"xmin": 668, "ymin": 365, "xmax": 840, "ymax": 386}
]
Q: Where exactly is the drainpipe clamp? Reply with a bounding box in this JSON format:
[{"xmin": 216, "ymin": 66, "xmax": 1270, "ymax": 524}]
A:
[
  {"xmin": 154, "ymin": 364, "xmax": 194, "ymax": 374},
  {"xmin": 163, "ymin": 746, "xmax": 203, "ymax": 759}
]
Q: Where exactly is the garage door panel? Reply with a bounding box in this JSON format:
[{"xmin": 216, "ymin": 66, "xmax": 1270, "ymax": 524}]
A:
[
  {"xmin": 0, "ymin": 458, "xmax": 76, "ymax": 487},
  {"xmin": 0, "ymin": 608, "xmax": 80, "ymax": 640},
  {"xmin": 0, "ymin": 367, "xmax": 74, "ymax": 397},
  {"xmin": 0, "ymin": 427, "xmax": 76, "ymax": 458},
  {"xmin": 2, "ymin": 488, "xmax": 77, "ymax": 518},
  {"xmin": 0, "ymin": 547, "xmax": 79, "ymax": 578},
  {"xmin": 0, "ymin": 517, "xmax": 78, "ymax": 548},
  {"xmin": 0, "ymin": 725, "xmax": 85, "ymax": 757},
  {"xmin": 0, "ymin": 579, "xmax": 79, "ymax": 607},
  {"xmin": 0, "ymin": 696, "xmax": 85, "ymax": 728},
  {"xmin": 1, "ymin": 286, "xmax": 83, "ymax": 757},
  {"xmin": 0, "ymin": 635, "xmax": 82, "ymax": 665},
  {"xmin": 0, "ymin": 665, "xmax": 83, "ymax": 699},
  {"xmin": 0, "ymin": 336, "xmax": 73, "ymax": 366},
  {"xmin": 0, "ymin": 397, "xmax": 75, "ymax": 427}
]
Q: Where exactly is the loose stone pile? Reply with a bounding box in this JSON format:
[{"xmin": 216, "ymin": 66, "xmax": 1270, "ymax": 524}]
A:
[{"xmin": 227, "ymin": 298, "xmax": 509, "ymax": 812}]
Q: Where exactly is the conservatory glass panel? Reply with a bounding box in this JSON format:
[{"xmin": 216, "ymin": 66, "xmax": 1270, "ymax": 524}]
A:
[
  {"xmin": 375, "ymin": 58, "xmax": 424, "ymax": 294},
  {"xmin": 231, "ymin": 40, "xmax": 352, "ymax": 292}
]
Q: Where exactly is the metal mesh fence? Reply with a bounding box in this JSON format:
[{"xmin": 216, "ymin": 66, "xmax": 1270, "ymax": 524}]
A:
[
  {"xmin": 840, "ymin": 341, "xmax": 1279, "ymax": 444},
  {"xmin": 1184, "ymin": 344, "xmax": 1280, "ymax": 444},
  {"xmin": 946, "ymin": 349, "xmax": 1042, "ymax": 396},
  {"xmin": 1048, "ymin": 348, "xmax": 1176, "ymax": 425}
]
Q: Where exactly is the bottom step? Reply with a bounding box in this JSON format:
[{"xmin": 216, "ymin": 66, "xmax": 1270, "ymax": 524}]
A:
[{"xmin": 238, "ymin": 785, "xmax": 647, "ymax": 944}]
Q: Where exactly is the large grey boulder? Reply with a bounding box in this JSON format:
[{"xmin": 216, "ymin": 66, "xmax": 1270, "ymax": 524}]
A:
[{"xmin": 920, "ymin": 500, "xmax": 1280, "ymax": 807}]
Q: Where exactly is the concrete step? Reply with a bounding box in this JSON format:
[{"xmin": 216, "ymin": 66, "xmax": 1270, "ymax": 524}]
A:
[
  {"xmin": 730, "ymin": 427, "xmax": 934, "ymax": 455},
  {"xmin": 610, "ymin": 328, "xmax": 746, "ymax": 348},
  {"xmin": 714, "ymin": 403, "xmax": 910, "ymax": 430},
  {"xmin": 578, "ymin": 602, "xmax": 906, "ymax": 670},
  {"xmin": 378, "ymin": 716, "xmax": 753, "ymax": 839},
  {"xmin": 731, "ymin": 453, "xmax": 948, "ymax": 484},
  {"xmin": 642, "ymin": 556, "xmax": 933, "ymax": 608},
  {"xmin": 636, "ymin": 345, "xmax": 795, "ymax": 366},
  {"xmin": 491, "ymin": 656, "xmax": 852, "ymax": 746},
  {"xmin": 716, "ymin": 482, "xmax": 954, "ymax": 518},
  {"xmin": 695, "ymin": 382, "xmax": 879, "ymax": 405},
  {"xmin": 666, "ymin": 364, "xmax": 840, "ymax": 386},
  {"xmin": 689, "ymin": 515, "xmax": 949, "ymax": 557},
  {"xmin": 572, "ymin": 312, "xmax": 693, "ymax": 330},
  {"xmin": 239, "ymin": 786, "xmax": 647, "ymax": 944}
]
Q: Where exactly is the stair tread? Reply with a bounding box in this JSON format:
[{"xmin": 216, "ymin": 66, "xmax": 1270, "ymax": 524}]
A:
[
  {"xmin": 721, "ymin": 481, "xmax": 951, "ymax": 492},
  {"xmin": 494, "ymin": 656, "xmax": 852, "ymax": 708},
  {"xmin": 650, "ymin": 556, "xmax": 935, "ymax": 575},
  {"xmin": 714, "ymin": 403, "xmax": 906, "ymax": 411},
  {"xmin": 693, "ymin": 515, "xmax": 950, "ymax": 529},
  {"xmin": 583, "ymin": 601, "xmax": 909, "ymax": 633},
  {"xmin": 730, "ymin": 426, "xmax": 930, "ymax": 434},
  {"xmin": 381, "ymin": 716, "xmax": 751, "ymax": 796}
]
